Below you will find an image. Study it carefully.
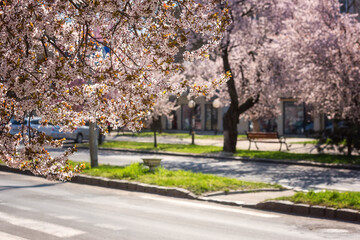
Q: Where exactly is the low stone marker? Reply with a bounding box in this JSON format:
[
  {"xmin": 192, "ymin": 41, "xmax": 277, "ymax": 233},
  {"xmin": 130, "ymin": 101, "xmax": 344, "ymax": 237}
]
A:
[{"xmin": 142, "ymin": 158, "xmax": 162, "ymax": 172}]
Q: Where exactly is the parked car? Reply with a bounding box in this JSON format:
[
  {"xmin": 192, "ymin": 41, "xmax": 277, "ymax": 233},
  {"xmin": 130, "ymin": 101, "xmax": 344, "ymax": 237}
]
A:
[
  {"xmin": 51, "ymin": 122, "xmax": 106, "ymax": 143},
  {"xmin": 10, "ymin": 117, "xmax": 43, "ymax": 135},
  {"xmin": 54, "ymin": 125, "xmax": 90, "ymax": 143},
  {"xmin": 10, "ymin": 118, "xmax": 104, "ymax": 143},
  {"xmin": 10, "ymin": 117, "xmax": 62, "ymax": 137}
]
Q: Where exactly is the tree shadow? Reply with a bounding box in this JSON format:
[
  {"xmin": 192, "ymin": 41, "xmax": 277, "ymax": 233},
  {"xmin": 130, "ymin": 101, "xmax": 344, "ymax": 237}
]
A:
[
  {"xmin": 161, "ymin": 158, "xmax": 360, "ymax": 190},
  {"xmin": 0, "ymin": 183, "xmax": 60, "ymax": 192}
]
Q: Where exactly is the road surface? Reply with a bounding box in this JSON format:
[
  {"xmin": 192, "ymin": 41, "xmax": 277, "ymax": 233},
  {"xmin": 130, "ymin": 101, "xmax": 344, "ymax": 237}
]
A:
[{"xmin": 1, "ymin": 171, "xmax": 359, "ymax": 240}]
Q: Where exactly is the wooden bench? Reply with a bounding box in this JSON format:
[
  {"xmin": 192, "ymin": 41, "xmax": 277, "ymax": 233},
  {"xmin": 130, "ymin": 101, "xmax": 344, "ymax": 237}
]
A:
[{"xmin": 245, "ymin": 132, "xmax": 289, "ymax": 151}]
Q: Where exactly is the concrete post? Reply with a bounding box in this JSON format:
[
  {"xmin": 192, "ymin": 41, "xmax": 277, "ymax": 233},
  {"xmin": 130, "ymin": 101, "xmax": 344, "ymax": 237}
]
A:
[{"xmin": 89, "ymin": 121, "xmax": 98, "ymax": 168}]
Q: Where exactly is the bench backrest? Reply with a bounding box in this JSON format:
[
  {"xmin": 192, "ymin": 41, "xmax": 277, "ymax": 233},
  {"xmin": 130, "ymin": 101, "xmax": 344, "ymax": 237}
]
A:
[{"xmin": 246, "ymin": 132, "xmax": 279, "ymax": 139}]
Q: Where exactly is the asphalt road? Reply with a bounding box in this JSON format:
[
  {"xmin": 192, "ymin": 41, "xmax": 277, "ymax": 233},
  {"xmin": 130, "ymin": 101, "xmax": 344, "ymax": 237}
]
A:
[
  {"xmin": 1, "ymin": 171, "xmax": 360, "ymax": 240},
  {"xmin": 52, "ymin": 148, "xmax": 360, "ymax": 192}
]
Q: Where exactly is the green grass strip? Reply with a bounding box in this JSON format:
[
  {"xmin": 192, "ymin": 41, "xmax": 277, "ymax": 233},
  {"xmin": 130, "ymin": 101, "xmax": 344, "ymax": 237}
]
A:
[
  {"xmin": 275, "ymin": 190, "xmax": 360, "ymax": 211},
  {"xmin": 291, "ymin": 139, "xmax": 347, "ymax": 145},
  {"xmin": 97, "ymin": 141, "xmax": 360, "ymax": 165},
  {"xmin": 115, "ymin": 131, "xmax": 246, "ymax": 140},
  {"xmin": 81, "ymin": 162, "xmax": 281, "ymax": 195},
  {"xmin": 99, "ymin": 141, "xmax": 223, "ymax": 154}
]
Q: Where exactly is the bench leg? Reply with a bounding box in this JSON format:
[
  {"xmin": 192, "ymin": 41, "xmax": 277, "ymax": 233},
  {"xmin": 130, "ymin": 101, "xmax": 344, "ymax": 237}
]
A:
[
  {"xmin": 285, "ymin": 143, "xmax": 290, "ymax": 151},
  {"xmin": 279, "ymin": 141, "xmax": 290, "ymax": 151},
  {"xmin": 248, "ymin": 141, "xmax": 251, "ymax": 150},
  {"xmin": 254, "ymin": 142, "xmax": 259, "ymax": 150}
]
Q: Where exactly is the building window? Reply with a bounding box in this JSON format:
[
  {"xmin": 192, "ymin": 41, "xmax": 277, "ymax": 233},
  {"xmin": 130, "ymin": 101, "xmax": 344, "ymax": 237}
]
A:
[
  {"xmin": 205, "ymin": 104, "xmax": 218, "ymax": 130},
  {"xmin": 283, "ymin": 101, "xmax": 313, "ymax": 135},
  {"xmin": 254, "ymin": 118, "xmax": 278, "ymax": 132},
  {"xmin": 181, "ymin": 104, "xmax": 201, "ymax": 130}
]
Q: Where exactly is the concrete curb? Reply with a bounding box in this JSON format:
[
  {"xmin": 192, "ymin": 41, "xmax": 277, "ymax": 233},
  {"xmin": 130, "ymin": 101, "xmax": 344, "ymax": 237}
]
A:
[
  {"xmin": 0, "ymin": 164, "xmax": 34, "ymax": 176},
  {"xmin": 201, "ymin": 188, "xmax": 289, "ymax": 197},
  {"xmin": 197, "ymin": 196, "xmax": 244, "ymax": 206},
  {"xmin": 253, "ymin": 200, "xmax": 360, "ymax": 222},
  {"xmin": 71, "ymin": 174, "xmax": 197, "ymax": 199},
  {"xmin": 78, "ymin": 146, "xmax": 360, "ymax": 171},
  {"xmin": 0, "ymin": 164, "xmax": 198, "ymax": 200}
]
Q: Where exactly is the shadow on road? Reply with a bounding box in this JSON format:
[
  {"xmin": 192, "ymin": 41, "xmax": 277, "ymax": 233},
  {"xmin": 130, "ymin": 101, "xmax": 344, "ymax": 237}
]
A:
[
  {"xmin": 0, "ymin": 183, "xmax": 60, "ymax": 192},
  {"xmin": 162, "ymin": 159, "xmax": 360, "ymax": 190}
]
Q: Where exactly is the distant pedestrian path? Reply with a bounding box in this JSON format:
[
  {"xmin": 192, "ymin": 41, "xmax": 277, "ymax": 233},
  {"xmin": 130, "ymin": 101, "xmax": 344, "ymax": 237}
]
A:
[{"xmin": 105, "ymin": 132, "xmax": 354, "ymax": 156}]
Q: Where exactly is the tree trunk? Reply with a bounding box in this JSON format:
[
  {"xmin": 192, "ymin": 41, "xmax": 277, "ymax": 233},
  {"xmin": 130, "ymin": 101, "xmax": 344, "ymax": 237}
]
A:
[
  {"xmin": 252, "ymin": 119, "xmax": 261, "ymax": 132},
  {"xmin": 154, "ymin": 129, "xmax": 157, "ymax": 148},
  {"xmin": 223, "ymin": 105, "xmax": 239, "ymax": 153},
  {"xmin": 222, "ymin": 98, "xmax": 259, "ymax": 153},
  {"xmin": 347, "ymin": 140, "xmax": 352, "ymax": 156},
  {"xmin": 89, "ymin": 121, "xmax": 98, "ymax": 168},
  {"xmin": 221, "ymin": 47, "xmax": 260, "ymax": 153},
  {"xmin": 222, "ymin": 47, "xmax": 239, "ymax": 153},
  {"xmin": 153, "ymin": 117, "xmax": 157, "ymax": 148},
  {"xmin": 346, "ymin": 130, "xmax": 353, "ymax": 157}
]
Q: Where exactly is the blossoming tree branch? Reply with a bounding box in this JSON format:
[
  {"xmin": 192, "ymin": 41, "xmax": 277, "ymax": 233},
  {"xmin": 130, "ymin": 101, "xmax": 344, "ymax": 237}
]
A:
[
  {"xmin": 177, "ymin": 0, "xmax": 360, "ymax": 154},
  {"xmin": 0, "ymin": 0, "xmax": 230, "ymax": 180}
]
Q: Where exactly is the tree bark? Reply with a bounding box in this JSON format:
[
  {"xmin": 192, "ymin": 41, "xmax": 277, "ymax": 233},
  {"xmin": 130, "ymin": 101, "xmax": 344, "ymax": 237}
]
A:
[
  {"xmin": 222, "ymin": 47, "xmax": 239, "ymax": 153},
  {"xmin": 153, "ymin": 117, "xmax": 157, "ymax": 148},
  {"xmin": 222, "ymin": 47, "xmax": 259, "ymax": 153},
  {"xmin": 253, "ymin": 118, "xmax": 261, "ymax": 132},
  {"xmin": 347, "ymin": 138, "xmax": 352, "ymax": 157},
  {"xmin": 89, "ymin": 121, "xmax": 98, "ymax": 168},
  {"xmin": 223, "ymin": 105, "xmax": 239, "ymax": 153},
  {"xmin": 346, "ymin": 127, "xmax": 353, "ymax": 157}
]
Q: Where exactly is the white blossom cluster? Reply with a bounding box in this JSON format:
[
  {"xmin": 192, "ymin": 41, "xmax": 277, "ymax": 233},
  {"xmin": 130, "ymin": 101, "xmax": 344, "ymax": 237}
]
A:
[
  {"xmin": 177, "ymin": 0, "xmax": 360, "ymax": 126},
  {"xmin": 281, "ymin": 0, "xmax": 360, "ymax": 123},
  {"xmin": 0, "ymin": 0, "xmax": 230, "ymax": 180}
]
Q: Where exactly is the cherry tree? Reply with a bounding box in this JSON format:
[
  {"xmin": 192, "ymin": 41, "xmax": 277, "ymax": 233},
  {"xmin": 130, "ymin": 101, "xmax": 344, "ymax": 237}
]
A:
[
  {"xmin": 0, "ymin": 0, "xmax": 230, "ymax": 180},
  {"xmin": 282, "ymin": 0, "xmax": 360, "ymax": 155},
  {"xmin": 145, "ymin": 93, "xmax": 178, "ymax": 147},
  {"xmin": 177, "ymin": 0, "xmax": 295, "ymax": 153}
]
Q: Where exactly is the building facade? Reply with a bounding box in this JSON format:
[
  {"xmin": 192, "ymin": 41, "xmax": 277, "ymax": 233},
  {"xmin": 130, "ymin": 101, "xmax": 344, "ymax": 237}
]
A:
[{"xmin": 158, "ymin": 96, "xmax": 326, "ymax": 136}]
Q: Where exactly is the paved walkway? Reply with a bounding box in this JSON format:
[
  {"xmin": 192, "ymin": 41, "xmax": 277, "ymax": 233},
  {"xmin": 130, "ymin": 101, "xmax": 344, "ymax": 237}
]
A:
[
  {"xmin": 203, "ymin": 190, "xmax": 297, "ymax": 205},
  {"xmin": 105, "ymin": 132, "xmax": 346, "ymax": 155}
]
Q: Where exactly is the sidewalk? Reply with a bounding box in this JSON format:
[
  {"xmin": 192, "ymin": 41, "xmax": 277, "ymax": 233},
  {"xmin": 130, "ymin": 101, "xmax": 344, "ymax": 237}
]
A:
[{"xmin": 105, "ymin": 132, "xmax": 345, "ymax": 155}]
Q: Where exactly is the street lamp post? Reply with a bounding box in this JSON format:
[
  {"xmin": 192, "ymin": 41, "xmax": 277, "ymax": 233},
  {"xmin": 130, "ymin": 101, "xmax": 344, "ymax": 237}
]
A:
[
  {"xmin": 188, "ymin": 100, "xmax": 196, "ymax": 145},
  {"xmin": 212, "ymin": 98, "xmax": 221, "ymax": 135}
]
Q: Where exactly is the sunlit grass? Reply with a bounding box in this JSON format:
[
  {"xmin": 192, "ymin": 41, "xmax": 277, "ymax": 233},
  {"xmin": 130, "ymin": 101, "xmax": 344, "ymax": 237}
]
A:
[
  {"xmin": 81, "ymin": 162, "xmax": 282, "ymax": 195},
  {"xmin": 275, "ymin": 190, "xmax": 360, "ymax": 210},
  {"xmin": 99, "ymin": 141, "xmax": 223, "ymax": 154},
  {"xmin": 114, "ymin": 131, "xmax": 246, "ymax": 140}
]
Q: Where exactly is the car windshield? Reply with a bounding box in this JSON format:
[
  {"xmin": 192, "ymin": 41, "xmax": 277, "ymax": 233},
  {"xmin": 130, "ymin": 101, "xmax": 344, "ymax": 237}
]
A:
[
  {"xmin": 11, "ymin": 120, "xmax": 28, "ymax": 125},
  {"xmin": 31, "ymin": 120, "xmax": 40, "ymax": 125}
]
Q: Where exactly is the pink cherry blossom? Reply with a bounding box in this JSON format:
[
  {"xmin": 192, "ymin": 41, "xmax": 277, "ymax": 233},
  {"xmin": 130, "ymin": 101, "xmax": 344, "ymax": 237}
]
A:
[{"xmin": 0, "ymin": 0, "xmax": 230, "ymax": 180}]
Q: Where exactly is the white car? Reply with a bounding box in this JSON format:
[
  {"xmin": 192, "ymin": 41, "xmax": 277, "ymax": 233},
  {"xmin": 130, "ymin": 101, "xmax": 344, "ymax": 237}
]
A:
[
  {"xmin": 10, "ymin": 118, "xmax": 103, "ymax": 143},
  {"xmin": 10, "ymin": 117, "xmax": 62, "ymax": 137},
  {"xmin": 54, "ymin": 125, "xmax": 90, "ymax": 143},
  {"xmin": 50, "ymin": 122, "xmax": 105, "ymax": 144}
]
